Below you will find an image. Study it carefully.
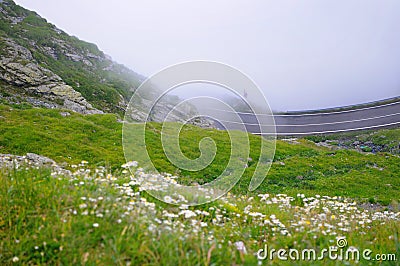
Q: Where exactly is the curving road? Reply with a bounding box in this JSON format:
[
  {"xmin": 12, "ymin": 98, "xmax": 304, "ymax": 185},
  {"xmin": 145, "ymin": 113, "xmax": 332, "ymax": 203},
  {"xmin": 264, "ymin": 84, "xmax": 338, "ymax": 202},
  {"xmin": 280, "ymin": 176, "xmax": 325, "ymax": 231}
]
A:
[{"xmin": 211, "ymin": 97, "xmax": 400, "ymax": 136}]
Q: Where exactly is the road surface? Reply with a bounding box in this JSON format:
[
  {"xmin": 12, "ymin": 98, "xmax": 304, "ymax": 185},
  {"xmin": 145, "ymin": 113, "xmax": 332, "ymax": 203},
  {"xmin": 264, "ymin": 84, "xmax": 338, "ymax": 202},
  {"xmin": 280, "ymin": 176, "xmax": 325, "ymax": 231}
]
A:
[{"xmin": 211, "ymin": 97, "xmax": 400, "ymax": 136}]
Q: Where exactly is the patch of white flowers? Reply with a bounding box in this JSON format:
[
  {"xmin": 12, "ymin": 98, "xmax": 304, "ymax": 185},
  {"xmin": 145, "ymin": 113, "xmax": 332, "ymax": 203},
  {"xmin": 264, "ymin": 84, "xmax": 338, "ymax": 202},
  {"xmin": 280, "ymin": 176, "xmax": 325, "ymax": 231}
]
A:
[
  {"xmin": 60, "ymin": 161, "xmax": 400, "ymax": 239},
  {"xmin": 9, "ymin": 160, "xmax": 394, "ymax": 262}
]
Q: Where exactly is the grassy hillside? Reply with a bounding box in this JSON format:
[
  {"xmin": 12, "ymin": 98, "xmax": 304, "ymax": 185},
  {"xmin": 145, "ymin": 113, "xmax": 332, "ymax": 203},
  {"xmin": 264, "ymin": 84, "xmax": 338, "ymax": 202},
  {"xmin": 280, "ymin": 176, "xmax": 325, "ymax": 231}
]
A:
[
  {"xmin": 0, "ymin": 0, "xmax": 143, "ymax": 113},
  {"xmin": 0, "ymin": 105, "xmax": 123, "ymax": 167},
  {"xmin": 0, "ymin": 104, "xmax": 399, "ymax": 205},
  {"xmin": 1, "ymin": 105, "xmax": 399, "ymax": 265},
  {"xmin": 1, "ymin": 168, "xmax": 399, "ymax": 265}
]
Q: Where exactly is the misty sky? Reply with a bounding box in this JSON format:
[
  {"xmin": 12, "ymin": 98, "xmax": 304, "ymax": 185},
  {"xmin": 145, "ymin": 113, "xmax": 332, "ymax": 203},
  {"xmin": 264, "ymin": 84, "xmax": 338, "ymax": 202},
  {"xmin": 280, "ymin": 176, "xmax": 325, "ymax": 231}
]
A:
[{"xmin": 15, "ymin": 0, "xmax": 400, "ymax": 111}]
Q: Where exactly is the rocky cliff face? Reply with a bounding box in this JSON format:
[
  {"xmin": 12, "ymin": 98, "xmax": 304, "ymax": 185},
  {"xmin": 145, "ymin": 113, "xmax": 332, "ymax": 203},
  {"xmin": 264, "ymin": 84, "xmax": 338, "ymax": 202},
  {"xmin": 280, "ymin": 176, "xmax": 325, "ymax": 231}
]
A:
[
  {"xmin": 0, "ymin": 0, "xmax": 214, "ymax": 127},
  {"xmin": 0, "ymin": 0, "xmax": 143, "ymax": 114},
  {"xmin": 0, "ymin": 37, "xmax": 102, "ymax": 114}
]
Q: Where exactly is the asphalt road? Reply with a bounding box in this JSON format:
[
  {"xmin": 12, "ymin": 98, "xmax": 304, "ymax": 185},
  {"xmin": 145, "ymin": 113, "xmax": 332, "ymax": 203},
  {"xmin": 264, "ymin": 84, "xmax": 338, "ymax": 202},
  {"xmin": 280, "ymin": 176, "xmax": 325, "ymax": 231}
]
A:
[{"xmin": 212, "ymin": 98, "xmax": 400, "ymax": 136}]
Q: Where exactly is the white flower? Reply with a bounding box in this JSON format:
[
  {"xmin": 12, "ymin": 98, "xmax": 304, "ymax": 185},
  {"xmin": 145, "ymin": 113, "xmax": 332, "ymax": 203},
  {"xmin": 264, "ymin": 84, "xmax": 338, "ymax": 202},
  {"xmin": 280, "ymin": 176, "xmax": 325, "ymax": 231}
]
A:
[
  {"xmin": 163, "ymin": 211, "xmax": 178, "ymax": 218},
  {"xmin": 234, "ymin": 241, "xmax": 247, "ymax": 254},
  {"xmin": 258, "ymin": 194, "xmax": 270, "ymax": 201},
  {"xmin": 248, "ymin": 212, "xmax": 265, "ymax": 218},
  {"xmin": 179, "ymin": 204, "xmax": 189, "ymax": 210},
  {"xmin": 179, "ymin": 210, "xmax": 197, "ymax": 219},
  {"xmin": 93, "ymin": 223, "xmax": 99, "ymax": 228},
  {"xmin": 244, "ymin": 205, "xmax": 252, "ymax": 214},
  {"xmin": 121, "ymin": 161, "xmax": 138, "ymax": 169},
  {"xmin": 163, "ymin": 196, "xmax": 173, "ymax": 204},
  {"xmin": 12, "ymin": 257, "xmax": 19, "ymax": 263}
]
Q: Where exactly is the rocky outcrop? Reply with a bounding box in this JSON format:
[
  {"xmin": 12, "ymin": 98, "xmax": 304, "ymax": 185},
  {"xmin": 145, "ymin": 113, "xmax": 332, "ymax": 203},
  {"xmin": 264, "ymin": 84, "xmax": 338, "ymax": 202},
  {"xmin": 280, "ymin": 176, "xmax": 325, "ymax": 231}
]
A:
[
  {"xmin": 0, "ymin": 153, "xmax": 72, "ymax": 176},
  {"xmin": 0, "ymin": 0, "xmax": 27, "ymax": 24},
  {"xmin": 0, "ymin": 0, "xmax": 131, "ymax": 113},
  {"xmin": 0, "ymin": 0, "xmax": 211, "ymax": 125},
  {"xmin": 125, "ymin": 95, "xmax": 215, "ymax": 128},
  {"xmin": 0, "ymin": 38, "xmax": 102, "ymax": 114}
]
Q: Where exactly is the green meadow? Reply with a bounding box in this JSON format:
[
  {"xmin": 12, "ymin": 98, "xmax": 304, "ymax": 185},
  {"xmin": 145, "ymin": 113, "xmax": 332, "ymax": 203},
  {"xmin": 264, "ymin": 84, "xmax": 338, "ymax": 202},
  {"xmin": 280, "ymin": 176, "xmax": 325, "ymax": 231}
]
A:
[{"xmin": 0, "ymin": 104, "xmax": 399, "ymax": 265}]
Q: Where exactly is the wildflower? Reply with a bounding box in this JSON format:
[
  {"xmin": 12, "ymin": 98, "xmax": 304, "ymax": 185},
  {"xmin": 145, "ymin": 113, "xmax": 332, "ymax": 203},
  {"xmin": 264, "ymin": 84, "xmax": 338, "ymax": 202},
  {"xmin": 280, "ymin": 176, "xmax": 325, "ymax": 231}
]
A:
[
  {"xmin": 163, "ymin": 196, "xmax": 173, "ymax": 204},
  {"xmin": 179, "ymin": 204, "xmax": 189, "ymax": 210},
  {"xmin": 244, "ymin": 205, "xmax": 252, "ymax": 214},
  {"xmin": 163, "ymin": 211, "xmax": 178, "ymax": 218},
  {"xmin": 179, "ymin": 210, "xmax": 197, "ymax": 219},
  {"xmin": 258, "ymin": 194, "xmax": 269, "ymax": 201},
  {"xmin": 248, "ymin": 212, "xmax": 265, "ymax": 218},
  {"xmin": 93, "ymin": 223, "xmax": 99, "ymax": 228},
  {"xmin": 234, "ymin": 241, "xmax": 247, "ymax": 254},
  {"xmin": 12, "ymin": 257, "xmax": 19, "ymax": 263},
  {"xmin": 121, "ymin": 161, "xmax": 138, "ymax": 169}
]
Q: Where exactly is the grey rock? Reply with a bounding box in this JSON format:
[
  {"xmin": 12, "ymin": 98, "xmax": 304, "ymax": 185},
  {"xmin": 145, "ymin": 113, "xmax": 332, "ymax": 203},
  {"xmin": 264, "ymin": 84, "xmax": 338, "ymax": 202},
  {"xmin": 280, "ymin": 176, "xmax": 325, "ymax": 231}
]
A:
[
  {"xmin": 0, "ymin": 37, "xmax": 103, "ymax": 115},
  {"xmin": 26, "ymin": 153, "xmax": 56, "ymax": 165},
  {"xmin": 0, "ymin": 153, "xmax": 72, "ymax": 176},
  {"xmin": 60, "ymin": 112, "xmax": 71, "ymax": 117}
]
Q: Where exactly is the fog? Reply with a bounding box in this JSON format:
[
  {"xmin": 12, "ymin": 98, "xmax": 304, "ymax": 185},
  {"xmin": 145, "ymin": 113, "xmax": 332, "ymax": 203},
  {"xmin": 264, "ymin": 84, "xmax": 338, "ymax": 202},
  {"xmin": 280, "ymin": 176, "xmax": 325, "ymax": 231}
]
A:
[{"xmin": 15, "ymin": 0, "xmax": 400, "ymax": 111}]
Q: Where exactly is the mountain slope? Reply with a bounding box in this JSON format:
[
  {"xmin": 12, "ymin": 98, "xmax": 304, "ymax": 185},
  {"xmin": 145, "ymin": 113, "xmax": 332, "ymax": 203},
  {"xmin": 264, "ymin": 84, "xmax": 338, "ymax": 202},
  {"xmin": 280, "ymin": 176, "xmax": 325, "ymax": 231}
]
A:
[
  {"xmin": 0, "ymin": 104, "xmax": 399, "ymax": 204},
  {"xmin": 0, "ymin": 0, "xmax": 144, "ymax": 114}
]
